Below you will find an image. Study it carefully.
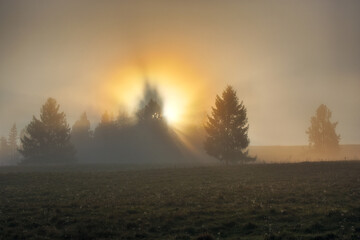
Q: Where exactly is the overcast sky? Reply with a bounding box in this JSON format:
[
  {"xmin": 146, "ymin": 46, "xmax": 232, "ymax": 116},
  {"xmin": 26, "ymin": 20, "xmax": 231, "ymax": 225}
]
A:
[{"xmin": 0, "ymin": 0, "xmax": 359, "ymax": 145}]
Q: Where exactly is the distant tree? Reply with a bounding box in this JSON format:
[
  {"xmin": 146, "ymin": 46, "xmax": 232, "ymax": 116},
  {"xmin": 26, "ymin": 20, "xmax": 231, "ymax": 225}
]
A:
[
  {"xmin": 8, "ymin": 123, "xmax": 18, "ymax": 162},
  {"xmin": 101, "ymin": 111, "xmax": 112, "ymax": 124},
  {"xmin": 0, "ymin": 137, "xmax": 8, "ymax": 151},
  {"xmin": 93, "ymin": 111, "xmax": 120, "ymax": 161},
  {"xmin": 204, "ymin": 86, "xmax": 255, "ymax": 164},
  {"xmin": 116, "ymin": 111, "xmax": 132, "ymax": 128},
  {"xmin": 19, "ymin": 98, "xmax": 75, "ymax": 164},
  {"xmin": 71, "ymin": 112, "xmax": 93, "ymax": 160},
  {"xmin": 0, "ymin": 136, "xmax": 9, "ymax": 164},
  {"xmin": 137, "ymin": 99, "xmax": 163, "ymax": 121},
  {"xmin": 94, "ymin": 111, "xmax": 118, "ymax": 139},
  {"xmin": 71, "ymin": 112, "xmax": 92, "ymax": 141},
  {"xmin": 306, "ymin": 104, "xmax": 340, "ymax": 154}
]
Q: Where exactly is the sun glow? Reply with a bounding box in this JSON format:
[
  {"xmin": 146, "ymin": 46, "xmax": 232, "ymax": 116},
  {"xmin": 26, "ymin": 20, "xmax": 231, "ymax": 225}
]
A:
[
  {"xmin": 100, "ymin": 54, "xmax": 212, "ymax": 130},
  {"xmin": 163, "ymin": 101, "xmax": 182, "ymax": 125}
]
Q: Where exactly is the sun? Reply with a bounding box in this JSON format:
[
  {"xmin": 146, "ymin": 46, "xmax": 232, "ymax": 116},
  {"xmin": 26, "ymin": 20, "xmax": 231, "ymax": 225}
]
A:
[{"xmin": 163, "ymin": 104, "xmax": 180, "ymax": 125}]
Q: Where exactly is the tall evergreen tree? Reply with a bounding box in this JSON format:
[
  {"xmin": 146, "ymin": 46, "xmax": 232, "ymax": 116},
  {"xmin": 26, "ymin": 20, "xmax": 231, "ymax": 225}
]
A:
[
  {"xmin": 94, "ymin": 111, "xmax": 117, "ymax": 139},
  {"xmin": 19, "ymin": 98, "xmax": 75, "ymax": 164},
  {"xmin": 0, "ymin": 137, "xmax": 8, "ymax": 152},
  {"xmin": 71, "ymin": 112, "xmax": 92, "ymax": 161},
  {"xmin": 306, "ymin": 104, "xmax": 340, "ymax": 154},
  {"xmin": 8, "ymin": 123, "xmax": 18, "ymax": 162},
  {"xmin": 137, "ymin": 99, "xmax": 163, "ymax": 121},
  {"xmin": 0, "ymin": 136, "xmax": 9, "ymax": 164},
  {"xmin": 93, "ymin": 111, "xmax": 120, "ymax": 162},
  {"xmin": 71, "ymin": 112, "xmax": 92, "ymax": 141},
  {"xmin": 204, "ymin": 86, "xmax": 254, "ymax": 164}
]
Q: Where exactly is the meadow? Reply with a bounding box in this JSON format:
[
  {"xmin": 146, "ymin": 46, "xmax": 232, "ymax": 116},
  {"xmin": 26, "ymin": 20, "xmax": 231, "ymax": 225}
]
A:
[{"xmin": 0, "ymin": 161, "xmax": 359, "ymax": 240}]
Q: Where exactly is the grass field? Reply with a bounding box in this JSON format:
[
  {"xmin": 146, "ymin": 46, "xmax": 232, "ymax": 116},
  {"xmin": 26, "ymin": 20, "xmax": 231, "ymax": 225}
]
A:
[{"xmin": 1, "ymin": 161, "xmax": 360, "ymax": 240}]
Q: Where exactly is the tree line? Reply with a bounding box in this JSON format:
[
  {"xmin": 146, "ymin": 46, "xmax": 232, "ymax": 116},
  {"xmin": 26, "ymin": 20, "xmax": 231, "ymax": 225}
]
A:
[{"xmin": 0, "ymin": 85, "xmax": 341, "ymax": 165}]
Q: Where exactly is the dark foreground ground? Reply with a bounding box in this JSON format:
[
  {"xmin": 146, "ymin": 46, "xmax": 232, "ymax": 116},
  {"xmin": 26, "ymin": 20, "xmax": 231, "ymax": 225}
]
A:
[{"xmin": 0, "ymin": 161, "xmax": 360, "ymax": 240}]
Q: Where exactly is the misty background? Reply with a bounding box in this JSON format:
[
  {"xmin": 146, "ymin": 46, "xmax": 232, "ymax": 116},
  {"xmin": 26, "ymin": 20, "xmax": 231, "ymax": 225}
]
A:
[{"xmin": 1, "ymin": 0, "xmax": 359, "ymax": 146}]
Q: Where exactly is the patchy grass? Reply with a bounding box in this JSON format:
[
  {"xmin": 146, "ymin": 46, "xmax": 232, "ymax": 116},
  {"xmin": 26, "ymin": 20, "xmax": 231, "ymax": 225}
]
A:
[{"xmin": 0, "ymin": 161, "xmax": 360, "ymax": 239}]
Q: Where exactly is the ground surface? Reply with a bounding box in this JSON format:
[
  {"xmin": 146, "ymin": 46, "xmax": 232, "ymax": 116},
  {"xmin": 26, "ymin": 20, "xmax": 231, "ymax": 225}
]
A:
[
  {"xmin": 249, "ymin": 145, "xmax": 360, "ymax": 163},
  {"xmin": 0, "ymin": 161, "xmax": 360, "ymax": 240}
]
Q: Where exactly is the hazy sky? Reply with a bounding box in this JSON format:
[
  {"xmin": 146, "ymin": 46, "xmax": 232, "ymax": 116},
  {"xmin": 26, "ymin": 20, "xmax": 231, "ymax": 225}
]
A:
[{"xmin": 0, "ymin": 0, "xmax": 359, "ymax": 145}]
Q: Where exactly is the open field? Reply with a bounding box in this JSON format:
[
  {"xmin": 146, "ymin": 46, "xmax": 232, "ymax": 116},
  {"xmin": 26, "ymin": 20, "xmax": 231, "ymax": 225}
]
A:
[
  {"xmin": 249, "ymin": 145, "xmax": 360, "ymax": 163},
  {"xmin": 1, "ymin": 161, "xmax": 360, "ymax": 240}
]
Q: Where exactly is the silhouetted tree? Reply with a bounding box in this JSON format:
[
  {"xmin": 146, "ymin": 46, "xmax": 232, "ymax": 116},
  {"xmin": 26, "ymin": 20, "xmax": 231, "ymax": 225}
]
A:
[
  {"xmin": 93, "ymin": 111, "xmax": 120, "ymax": 161},
  {"xmin": 137, "ymin": 99, "xmax": 163, "ymax": 121},
  {"xmin": 306, "ymin": 104, "xmax": 340, "ymax": 154},
  {"xmin": 8, "ymin": 123, "xmax": 18, "ymax": 162},
  {"xmin": 0, "ymin": 137, "xmax": 8, "ymax": 152},
  {"xmin": 71, "ymin": 112, "xmax": 92, "ymax": 140},
  {"xmin": 0, "ymin": 136, "xmax": 9, "ymax": 165},
  {"xmin": 204, "ymin": 86, "xmax": 255, "ymax": 164},
  {"xmin": 136, "ymin": 81, "xmax": 163, "ymax": 122},
  {"xmin": 71, "ymin": 112, "xmax": 93, "ymax": 161},
  {"xmin": 116, "ymin": 111, "xmax": 132, "ymax": 128},
  {"xmin": 19, "ymin": 98, "xmax": 75, "ymax": 164},
  {"xmin": 94, "ymin": 111, "xmax": 117, "ymax": 139}
]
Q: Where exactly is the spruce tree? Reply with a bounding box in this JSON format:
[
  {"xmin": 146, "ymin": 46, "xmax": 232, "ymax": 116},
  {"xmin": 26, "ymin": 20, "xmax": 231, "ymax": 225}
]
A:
[
  {"xmin": 20, "ymin": 98, "xmax": 75, "ymax": 164},
  {"xmin": 71, "ymin": 112, "xmax": 92, "ymax": 161},
  {"xmin": 137, "ymin": 99, "xmax": 163, "ymax": 121},
  {"xmin": 204, "ymin": 86, "xmax": 254, "ymax": 164},
  {"xmin": 8, "ymin": 124, "xmax": 18, "ymax": 162},
  {"xmin": 0, "ymin": 137, "xmax": 9, "ymax": 164},
  {"xmin": 71, "ymin": 112, "xmax": 92, "ymax": 142}
]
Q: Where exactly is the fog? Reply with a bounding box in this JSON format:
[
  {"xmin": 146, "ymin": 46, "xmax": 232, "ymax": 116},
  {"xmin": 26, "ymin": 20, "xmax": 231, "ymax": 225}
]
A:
[{"xmin": 1, "ymin": 0, "xmax": 360, "ymax": 146}]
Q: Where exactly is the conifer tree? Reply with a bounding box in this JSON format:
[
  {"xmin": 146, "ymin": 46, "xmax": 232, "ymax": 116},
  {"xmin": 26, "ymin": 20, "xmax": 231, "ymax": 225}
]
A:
[
  {"xmin": 71, "ymin": 112, "xmax": 92, "ymax": 142},
  {"xmin": 0, "ymin": 136, "xmax": 9, "ymax": 164},
  {"xmin": 204, "ymin": 86, "xmax": 255, "ymax": 164},
  {"xmin": 20, "ymin": 98, "xmax": 75, "ymax": 164},
  {"xmin": 8, "ymin": 123, "xmax": 18, "ymax": 162},
  {"xmin": 71, "ymin": 112, "xmax": 93, "ymax": 161}
]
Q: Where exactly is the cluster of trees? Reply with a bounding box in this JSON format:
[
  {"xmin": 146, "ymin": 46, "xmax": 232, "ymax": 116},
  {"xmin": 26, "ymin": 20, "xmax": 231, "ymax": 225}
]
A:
[
  {"xmin": 17, "ymin": 83, "xmax": 185, "ymax": 165},
  {"xmin": 0, "ymin": 84, "xmax": 341, "ymax": 165}
]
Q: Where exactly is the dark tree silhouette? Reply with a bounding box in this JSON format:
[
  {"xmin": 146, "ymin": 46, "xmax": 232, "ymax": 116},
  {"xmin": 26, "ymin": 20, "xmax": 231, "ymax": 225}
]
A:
[
  {"xmin": 19, "ymin": 98, "xmax": 75, "ymax": 164},
  {"xmin": 137, "ymin": 99, "xmax": 163, "ymax": 121},
  {"xmin": 8, "ymin": 123, "xmax": 18, "ymax": 162},
  {"xmin": 0, "ymin": 136, "xmax": 9, "ymax": 165},
  {"xmin": 0, "ymin": 137, "xmax": 8, "ymax": 152},
  {"xmin": 136, "ymin": 81, "xmax": 163, "ymax": 122},
  {"xmin": 71, "ymin": 112, "xmax": 93, "ymax": 161},
  {"xmin": 93, "ymin": 111, "xmax": 119, "ymax": 161},
  {"xmin": 71, "ymin": 112, "xmax": 92, "ymax": 141},
  {"xmin": 204, "ymin": 86, "xmax": 254, "ymax": 164},
  {"xmin": 116, "ymin": 111, "xmax": 132, "ymax": 128},
  {"xmin": 84, "ymin": 82, "xmax": 185, "ymax": 164},
  {"xmin": 306, "ymin": 104, "xmax": 340, "ymax": 154},
  {"xmin": 94, "ymin": 111, "xmax": 118, "ymax": 139}
]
